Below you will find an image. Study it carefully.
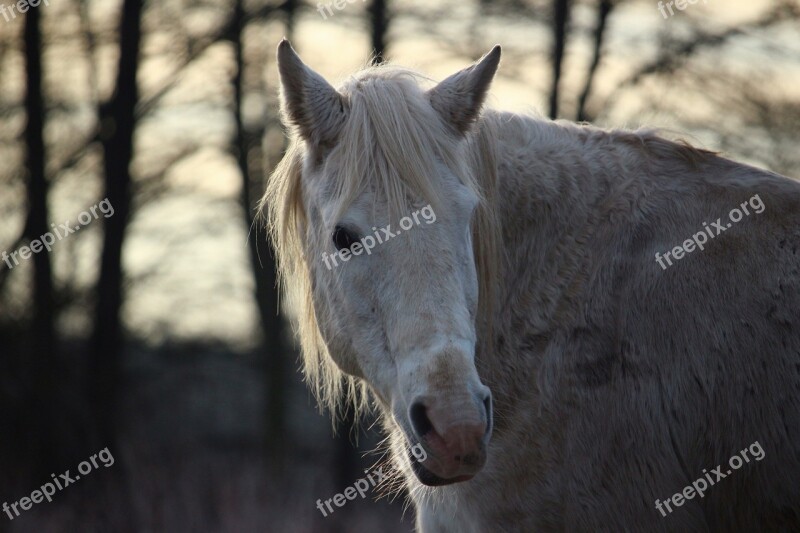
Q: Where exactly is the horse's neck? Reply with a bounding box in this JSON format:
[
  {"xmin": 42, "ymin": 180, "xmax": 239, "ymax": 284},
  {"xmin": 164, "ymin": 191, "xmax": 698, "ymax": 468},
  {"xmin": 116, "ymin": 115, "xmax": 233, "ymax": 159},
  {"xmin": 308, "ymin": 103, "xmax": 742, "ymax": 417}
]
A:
[
  {"xmin": 481, "ymin": 111, "xmax": 639, "ymax": 343},
  {"xmin": 487, "ymin": 111, "xmax": 621, "ymax": 227}
]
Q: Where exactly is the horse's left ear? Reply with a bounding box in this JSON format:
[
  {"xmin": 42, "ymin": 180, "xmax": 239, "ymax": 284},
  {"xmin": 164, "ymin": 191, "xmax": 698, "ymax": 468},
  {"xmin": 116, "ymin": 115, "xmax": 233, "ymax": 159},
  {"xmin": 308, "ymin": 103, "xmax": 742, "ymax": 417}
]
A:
[{"xmin": 428, "ymin": 45, "xmax": 501, "ymax": 136}]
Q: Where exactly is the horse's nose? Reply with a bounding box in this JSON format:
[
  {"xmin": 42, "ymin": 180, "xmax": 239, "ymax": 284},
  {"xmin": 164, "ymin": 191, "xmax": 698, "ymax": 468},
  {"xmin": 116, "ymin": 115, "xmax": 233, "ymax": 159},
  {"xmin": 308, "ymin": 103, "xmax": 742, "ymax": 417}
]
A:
[{"xmin": 408, "ymin": 390, "xmax": 492, "ymax": 468}]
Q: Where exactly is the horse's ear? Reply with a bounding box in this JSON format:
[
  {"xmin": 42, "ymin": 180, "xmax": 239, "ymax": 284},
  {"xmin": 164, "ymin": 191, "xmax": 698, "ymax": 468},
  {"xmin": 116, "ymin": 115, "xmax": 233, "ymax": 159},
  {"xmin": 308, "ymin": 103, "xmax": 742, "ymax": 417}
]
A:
[
  {"xmin": 276, "ymin": 39, "xmax": 347, "ymax": 147},
  {"xmin": 428, "ymin": 46, "xmax": 501, "ymax": 136}
]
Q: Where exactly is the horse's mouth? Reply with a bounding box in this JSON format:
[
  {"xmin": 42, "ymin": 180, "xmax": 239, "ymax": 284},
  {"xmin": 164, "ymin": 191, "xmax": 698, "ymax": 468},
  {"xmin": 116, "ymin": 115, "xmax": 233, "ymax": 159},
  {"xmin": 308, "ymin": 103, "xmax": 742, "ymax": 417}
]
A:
[{"xmin": 409, "ymin": 450, "xmax": 476, "ymax": 486}]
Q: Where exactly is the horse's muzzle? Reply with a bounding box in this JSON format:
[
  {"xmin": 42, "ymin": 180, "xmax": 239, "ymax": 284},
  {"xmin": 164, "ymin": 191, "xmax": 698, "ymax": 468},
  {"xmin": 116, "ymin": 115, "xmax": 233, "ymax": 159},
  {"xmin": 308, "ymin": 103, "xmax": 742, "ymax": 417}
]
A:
[{"xmin": 406, "ymin": 390, "xmax": 493, "ymax": 485}]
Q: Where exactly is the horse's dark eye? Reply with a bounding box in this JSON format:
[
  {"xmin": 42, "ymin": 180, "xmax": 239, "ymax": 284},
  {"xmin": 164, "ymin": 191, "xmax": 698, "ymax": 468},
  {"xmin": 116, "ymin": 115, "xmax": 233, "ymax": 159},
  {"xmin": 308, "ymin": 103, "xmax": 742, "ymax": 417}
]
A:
[{"xmin": 332, "ymin": 225, "xmax": 358, "ymax": 251}]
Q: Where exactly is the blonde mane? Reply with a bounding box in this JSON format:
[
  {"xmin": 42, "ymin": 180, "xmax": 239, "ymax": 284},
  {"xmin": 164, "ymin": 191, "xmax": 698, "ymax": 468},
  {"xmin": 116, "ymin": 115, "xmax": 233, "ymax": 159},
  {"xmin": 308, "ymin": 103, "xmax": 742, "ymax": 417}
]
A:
[{"xmin": 261, "ymin": 64, "xmax": 501, "ymax": 424}]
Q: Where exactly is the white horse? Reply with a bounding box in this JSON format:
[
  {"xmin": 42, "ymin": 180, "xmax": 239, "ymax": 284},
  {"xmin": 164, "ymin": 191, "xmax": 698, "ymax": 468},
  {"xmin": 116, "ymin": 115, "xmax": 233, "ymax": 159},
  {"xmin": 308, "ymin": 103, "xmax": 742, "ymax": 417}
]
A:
[{"xmin": 265, "ymin": 40, "xmax": 800, "ymax": 531}]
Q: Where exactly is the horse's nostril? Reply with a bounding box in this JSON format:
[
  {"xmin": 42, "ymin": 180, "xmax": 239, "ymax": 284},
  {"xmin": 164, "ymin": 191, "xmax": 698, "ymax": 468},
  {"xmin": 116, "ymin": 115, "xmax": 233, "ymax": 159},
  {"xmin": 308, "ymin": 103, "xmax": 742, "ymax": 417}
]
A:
[{"xmin": 409, "ymin": 402, "xmax": 434, "ymax": 438}]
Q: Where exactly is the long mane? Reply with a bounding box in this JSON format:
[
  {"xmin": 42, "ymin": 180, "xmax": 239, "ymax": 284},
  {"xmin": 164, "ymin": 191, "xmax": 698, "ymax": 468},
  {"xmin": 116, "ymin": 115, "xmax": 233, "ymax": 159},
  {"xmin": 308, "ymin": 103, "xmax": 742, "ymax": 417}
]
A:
[{"xmin": 260, "ymin": 63, "xmax": 501, "ymax": 423}]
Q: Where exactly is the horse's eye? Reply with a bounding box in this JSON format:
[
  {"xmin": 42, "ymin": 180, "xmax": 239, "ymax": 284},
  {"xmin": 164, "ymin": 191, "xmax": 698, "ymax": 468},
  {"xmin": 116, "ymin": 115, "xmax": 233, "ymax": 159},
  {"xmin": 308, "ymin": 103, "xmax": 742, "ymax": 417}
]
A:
[{"xmin": 332, "ymin": 225, "xmax": 358, "ymax": 251}]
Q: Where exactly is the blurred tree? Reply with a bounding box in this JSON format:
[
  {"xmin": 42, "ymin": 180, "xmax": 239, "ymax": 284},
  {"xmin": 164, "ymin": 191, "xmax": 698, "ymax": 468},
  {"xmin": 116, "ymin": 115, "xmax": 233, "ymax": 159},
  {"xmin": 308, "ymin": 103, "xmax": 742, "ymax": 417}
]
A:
[
  {"xmin": 586, "ymin": 1, "xmax": 800, "ymax": 122},
  {"xmin": 91, "ymin": 0, "xmax": 144, "ymax": 450},
  {"xmin": 283, "ymin": 0, "xmax": 298, "ymax": 33},
  {"xmin": 576, "ymin": 0, "xmax": 614, "ymax": 122},
  {"xmin": 549, "ymin": 0, "xmax": 571, "ymax": 118},
  {"xmin": 23, "ymin": 0, "xmax": 58, "ymax": 480},
  {"xmin": 230, "ymin": 0, "xmax": 291, "ymax": 457},
  {"xmin": 369, "ymin": 0, "xmax": 390, "ymax": 63}
]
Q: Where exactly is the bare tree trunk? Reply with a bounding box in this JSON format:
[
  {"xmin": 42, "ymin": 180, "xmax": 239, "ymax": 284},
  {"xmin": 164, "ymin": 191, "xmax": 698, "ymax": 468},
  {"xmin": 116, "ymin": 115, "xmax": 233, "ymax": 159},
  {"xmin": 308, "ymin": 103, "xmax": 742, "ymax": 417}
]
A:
[
  {"xmin": 91, "ymin": 0, "xmax": 143, "ymax": 450},
  {"xmin": 369, "ymin": 0, "xmax": 389, "ymax": 63},
  {"xmin": 576, "ymin": 0, "xmax": 613, "ymax": 122},
  {"xmin": 232, "ymin": 0, "xmax": 291, "ymax": 457},
  {"xmin": 282, "ymin": 0, "xmax": 297, "ymax": 33},
  {"xmin": 24, "ymin": 0, "xmax": 58, "ymax": 479},
  {"xmin": 548, "ymin": 0, "xmax": 571, "ymax": 119}
]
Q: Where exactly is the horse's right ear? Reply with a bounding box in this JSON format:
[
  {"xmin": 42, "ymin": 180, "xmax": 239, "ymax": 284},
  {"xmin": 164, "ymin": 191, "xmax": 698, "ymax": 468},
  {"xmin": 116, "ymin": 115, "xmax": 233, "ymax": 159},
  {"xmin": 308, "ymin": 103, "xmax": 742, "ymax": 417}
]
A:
[{"xmin": 276, "ymin": 39, "xmax": 347, "ymax": 147}]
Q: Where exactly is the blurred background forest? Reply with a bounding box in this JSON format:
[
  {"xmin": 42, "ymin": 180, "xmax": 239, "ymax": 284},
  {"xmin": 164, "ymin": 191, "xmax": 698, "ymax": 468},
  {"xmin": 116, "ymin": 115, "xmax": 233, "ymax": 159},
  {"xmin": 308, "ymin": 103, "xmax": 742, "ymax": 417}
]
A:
[{"xmin": 0, "ymin": 0, "xmax": 798, "ymax": 531}]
